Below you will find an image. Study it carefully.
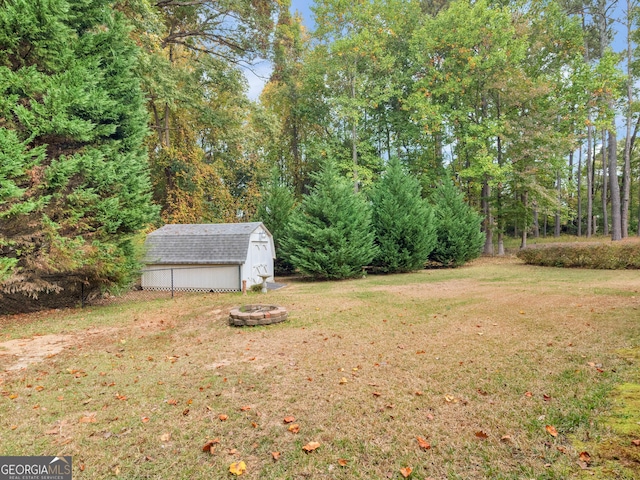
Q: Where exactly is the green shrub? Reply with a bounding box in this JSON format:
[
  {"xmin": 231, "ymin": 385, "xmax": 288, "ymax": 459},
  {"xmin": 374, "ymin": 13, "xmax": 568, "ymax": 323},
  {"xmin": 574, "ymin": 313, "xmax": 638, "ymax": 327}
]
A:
[
  {"xmin": 370, "ymin": 158, "xmax": 436, "ymax": 273},
  {"xmin": 281, "ymin": 160, "xmax": 377, "ymax": 280},
  {"xmin": 430, "ymin": 178, "xmax": 485, "ymax": 267},
  {"xmin": 517, "ymin": 242, "xmax": 640, "ymax": 269}
]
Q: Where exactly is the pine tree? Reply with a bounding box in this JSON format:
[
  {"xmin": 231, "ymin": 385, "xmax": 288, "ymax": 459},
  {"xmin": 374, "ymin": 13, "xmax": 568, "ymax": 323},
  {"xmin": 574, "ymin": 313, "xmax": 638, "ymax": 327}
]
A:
[
  {"xmin": 282, "ymin": 160, "xmax": 377, "ymax": 279},
  {"xmin": 430, "ymin": 178, "xmax": 485, "ymax": 267},
  {"xmin": 254, "ymin": 169, "xmax": 297, "ymax": 274},
  {"xmin": 0, "ymin": 0, "xmax": 157, "ymax": 310},
  {"xmin": 370, "ymin": 158, "xmax": 436, "ymax": 273}
]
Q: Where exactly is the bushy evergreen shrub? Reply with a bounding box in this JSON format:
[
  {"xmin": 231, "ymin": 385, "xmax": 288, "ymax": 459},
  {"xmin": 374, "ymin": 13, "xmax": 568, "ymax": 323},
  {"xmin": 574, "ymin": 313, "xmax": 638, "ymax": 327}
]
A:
[
  {"xmin": 430, "ymin": 178, "xmax": 485, "ymax": 266},
  {"xmin": 281, "ymin": 160, "xmax": 377, "ymax": 279},
  {"xmin": 370, "ymin": 158, "xmax": 436, "ymax": 272}
]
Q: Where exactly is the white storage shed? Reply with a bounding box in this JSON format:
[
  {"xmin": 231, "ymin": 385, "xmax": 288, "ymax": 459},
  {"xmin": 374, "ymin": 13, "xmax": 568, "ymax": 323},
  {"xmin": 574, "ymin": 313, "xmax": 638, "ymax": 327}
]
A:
[{"xmin": 142, "ymin": 222, "xmax": 275, "ymax": 292}]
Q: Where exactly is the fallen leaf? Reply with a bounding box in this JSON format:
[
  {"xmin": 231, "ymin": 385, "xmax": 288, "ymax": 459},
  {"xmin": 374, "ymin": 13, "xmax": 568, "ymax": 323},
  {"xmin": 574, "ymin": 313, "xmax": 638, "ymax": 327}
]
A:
[
  {"xmin": 271, "ymin": 451, "xmax": 280, "ymax": 461},
  {"xmin": 302, "ymin": 441, "xmax": 320, "ymax": 452},
  {"xmin": 416, "ymin": 350, "xmax": 425, "ymax": 354},
  {"xmin": 524, "ymin": 391, "xmax": 533, "ymax": 397},
  {"xmin": 339, "ymin": 377, "xmax": 348, "ymax": 384},
  {"xmin": 500, "ymin": 435, "xmax": 512, "ymax": 443},
  {"xmin": 400, "ymin": 466, "xmax": 412, "ymax": 478},
  {"xmin": 228, "ymin": 448, "xmax": 239, "ymax": 455},
  {"xmin": 417, "ymin": 436, "xmax": 431, "ymax": 450},
  {"xmin": 240, "ymin": 406, "xmax": 251, "ymax": 411},
  {"xmin": 8, "ymin": 394, "xmax": 18, "ymax": 400},
  {"xmin": 415, "ymin": 391, "xmax": 423, "ymax": 396},
  {"xmin": 35, "ymin": 386, "xmax": 44, "ymax": 392},
  {"xmin": 202, "ymin": 439, "xmax": 220, "ymax": 453},
  {"xmin": 288, "ymin": 424, "xmax": 300, "ymax": 434},
  {"xmin": 426, "ymin": 413, "xmax": 434, "ymax": 421},
  {"xmin": 545, "ymin": 425, "xmax": 558, "ymax": 437},
  {"xmin": 475, "ymin": 431, "xmax": 489, "ymax": 439},
  {"xmin": 579, "ymin": 451, "xmax": 591, "ymax": 464},
  {"xmin": 79, "ymin": 414, "xmax": 96, "ymax": 424},
  {"xmin": 557, "ymin": 446, "xmax": 568, "ymax": 454},
  {"xmin": 160, "ymin": 433, "xmax": 171, "ymax": 442},
  {"xmin": 141, "ymin": 416, "xmax": 150, "ymax": 423},
  {"xmin": 543, "ymin": 394, "xmax": 551, "ymax": 402},
  {"xmin": 477, "ymin": 389, "xmax": 488, "ymax": 396},
  {"xmin": 251, "ymin": 422, "xmax": 258, "ymax": 428},
  {"xmin": 219, "ymin": 414, "xmax": 228, "ymax": 421},
  {"xmin": 632, "ymin": 439, "xmax": 640, "ymax": 446},
  {"xmin": 444, "ymin": 395, "xmax": 456, "ymax": 403},
  {"xmin": 338, "ymin": 458, "xmax": 348, "ymax": 467},
  {"xmin": 79, "ymin": 464, "xmax": 85, "ymax": 472},
  {"xmin": 283, "ymin": 416, "xmax": 295, "ymax": 424},
  {"xmin": 229, "ymin": 461, "xmax": 246, "ymax": 476},
  {"xmin": 10, "ymin": 425, "xmax": 17, "ymax": 431},
  {"xmin": 182, "ymin": 408, "xmax": 190, "ymax": 416},
  {"xmin": 115, "ymin": 394, "xmax": 127, "ymax": 401},
  {"xmin": 167, "ymin": 399, "xmax": 178, "ymax": 405},
  {"xmin": 372, "ymin": 392, "xmax": 382, "ymax": 397}
]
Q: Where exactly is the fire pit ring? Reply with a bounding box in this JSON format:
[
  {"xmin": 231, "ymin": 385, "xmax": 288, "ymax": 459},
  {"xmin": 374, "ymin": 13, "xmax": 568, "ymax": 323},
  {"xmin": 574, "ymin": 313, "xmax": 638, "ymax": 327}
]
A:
[{"xmin": 229, "ymin": 304, "xmax": 288, "ymax": 327}]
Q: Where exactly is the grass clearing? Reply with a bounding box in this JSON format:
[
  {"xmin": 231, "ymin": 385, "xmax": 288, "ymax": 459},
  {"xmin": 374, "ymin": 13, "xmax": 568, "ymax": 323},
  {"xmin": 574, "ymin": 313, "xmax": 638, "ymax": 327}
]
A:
[{"xmin": 1, "ymin": 257, "xmax": 640, "ymax": 479}]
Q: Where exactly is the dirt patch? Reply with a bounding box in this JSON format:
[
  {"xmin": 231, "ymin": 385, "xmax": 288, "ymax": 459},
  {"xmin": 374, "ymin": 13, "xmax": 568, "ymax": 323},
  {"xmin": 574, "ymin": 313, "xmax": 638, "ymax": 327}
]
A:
[{"xmin": 0, "ymin": 334, "xmax": 76, "ymax": 371}]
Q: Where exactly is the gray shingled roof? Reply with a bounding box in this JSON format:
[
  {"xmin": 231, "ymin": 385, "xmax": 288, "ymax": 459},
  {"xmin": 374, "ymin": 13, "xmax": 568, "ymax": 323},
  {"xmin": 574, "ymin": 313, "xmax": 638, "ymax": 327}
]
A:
[{"xmin": 144, "ymin": 222, "xmax": 272, "ymax": 265}]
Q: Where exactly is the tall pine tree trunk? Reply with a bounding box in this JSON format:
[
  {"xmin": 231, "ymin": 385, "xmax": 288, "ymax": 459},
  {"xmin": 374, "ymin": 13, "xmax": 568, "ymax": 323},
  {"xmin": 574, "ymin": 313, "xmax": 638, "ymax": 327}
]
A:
[
  {"xmin": 520, "ymin": 190, "xmax": 528, "ymax": 249},
  {"xmin": 482, "ymin": 181, "xmax": 493, "ymax": 255},
  {"xmin": 587, "ymin": 124, "xmax": 593, "ymax": 237},
  {"xmin": 577, "ymin": 147, "xmax": 583, "ymax": 236},
  {"xmin": 602, "ymin": 130, "xmax": 608, "ymax": 236},
  {"xmin": 609, "ymin": 128, "xmax": 622, "ymax": 240},
  {"xmin": 555, "ymin": 170, "xmax": 561, "ymax": 237}
]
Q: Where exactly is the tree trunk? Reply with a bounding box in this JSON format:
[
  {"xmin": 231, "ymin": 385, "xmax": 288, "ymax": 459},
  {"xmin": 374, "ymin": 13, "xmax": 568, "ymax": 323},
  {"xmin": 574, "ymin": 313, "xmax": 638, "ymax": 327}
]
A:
[
  {"xmin": 520, "ymin": 190, "xmax": 528, "ymax": 249},
  {"xmin": 351, "ymin": 73, "xmax": 358, "ymax": 193},
  {"xmin": 555, "ymin": 170, "xmax": 561, "ymax": 237},
  {"xmin": 577, "ymin": 147, "xmax": 582, "ymax": 236},
  {"xmin": 587, "ymin": 123, "xmax": 593, "ymax": 237},
  {"xmin": 622, "ymin": 0, "xmax": 634, "ymax": 237},
  {"xmin": 482, "ymin": 181, "xmax": 493, "ymax": 255},
  {"xmin": 609, "ymin": 128, "xmax": 622, "ymax": 240},
  {"xmin": 533, "ymin": 202, "xmax": 540, "ymax": 238},
  {"xmin": 602, "ymin": 130, "xmax": 608, "ymax": 236}
]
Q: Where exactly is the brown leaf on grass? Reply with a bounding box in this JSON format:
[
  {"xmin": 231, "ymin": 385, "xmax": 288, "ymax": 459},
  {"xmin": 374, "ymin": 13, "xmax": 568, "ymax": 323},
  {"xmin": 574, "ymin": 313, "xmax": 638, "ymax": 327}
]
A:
[
  {"xmin": 557, "ymin": 446, "xmax": 568, "ymax": 454},
  {"xmin": 417, "ymin": 436, "xmax": 431, "ymax": 450},
  {"xmin": 160, "ymin": 433, "xmax": 171, "ymax": 442},
  {"xmin": 543, "ymin": 394, "xmax": 551, "ymax": 402},
  {"xmin": 415, "ymin": 391, "xmax": 423, "ymax": 396},
  {"xmin": 35, "ymin": 386, "xmax": 44, "ymax": 392},
  {"xmin": 79, "ymin": 414, "xmax": 96, "ymax": 423},
  {"xmin": 288, "ymin": 424, "xmax": 300, "ymax": 433},
  {"xmin": 202, "ymin": 439, "xmax": 220, "ymax": 453},
  {"xmin": 141, "ymin": 416, "xmax": 150, "ymax": 423},
  {"xmin": 271, "ymin": 451, "xmax": 280, "ymax": 461},
  {"xmin": 182, "ymin": 408, "xmax": 190, "ymax": 416},
  {"xmin": 339, "ymin": 377, "xmax": 348, "ymax": 384},
  {"xmin": 477, "ymin": 389, "xmax": 488, "ymax": 396},
  {"xmin": 167, "ymin": 399, "xmax": 177, "ymax": 405},
  {"xmin": 632, "ymin": 439, "xmax": 640, "ymax": 446},
  {"xmin": 372, "ymin": 392, "xmax": 382, "ymax": 397},
  {"xmin": 10, "ymin": 425, "xmax": 18, "ymax": 431},
  {"xmin": 338, "ymin": 458, "xmax": 348, "ymax": 467},
  {"xmin": 219, "ymin": 414, "xmax": 228, "ymax": 421},
  {"xmin": 416, "ymin": 350, "xmax": 426, "ymax": 354},
  {"xmin": 475, "ymin": 431, "xmax": 488, "ymax": 439},
  {"xmin": 426, "ymin": 413, "xmax": 434, "ymax": 421},
  {"xmin": 302, "ymin": 441, "xmax": 320, "ymax": 452},
  {"xmin": 240, "ymin": 406, "xmax": 251, "ymax": 411},
  {"xmin": 545, "ymin": 425, "xmax": 558, "ymax": 437},
  {"xmin": 251, "ymin": 422, "xmax": 258, "ymax": 428},
  {"xmin": 115, "ymin": 394, "xmax": 127, "ymax": 401},
  {"xmin": 579, "ymin": 451, "xmax": 591, "ymax": 464},
  {"xmin": 524, "ymin": 391, "xmax": 533, "ymax": 397},
  {"xmin": 283, "ymin": 416, "xmax": 295, "ymax": 424},
  {"xmin": 500, "ymin": 435, "xmax": 512, "ymax": 443},
  {"xmin": 228, "ymin": 448, "xmax": 239, "ymax": 455},
  {"xmin": 79, "ymin": 464, "xmax": 85, "ymax": 472},
  {"xmin": 399, "ymin": 466, "xmax": 412, "ymax": 478}
]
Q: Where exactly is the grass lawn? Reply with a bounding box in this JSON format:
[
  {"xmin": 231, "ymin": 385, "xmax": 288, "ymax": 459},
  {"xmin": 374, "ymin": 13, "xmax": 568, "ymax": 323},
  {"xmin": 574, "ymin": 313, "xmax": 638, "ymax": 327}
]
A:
[{"xmin": 1, "ymin": 257, "xmax": 640, "ymax": 479}]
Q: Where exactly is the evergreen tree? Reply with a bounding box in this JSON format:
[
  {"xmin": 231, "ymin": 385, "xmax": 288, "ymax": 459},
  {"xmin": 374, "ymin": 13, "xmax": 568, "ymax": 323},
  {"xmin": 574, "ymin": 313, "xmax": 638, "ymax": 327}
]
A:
[
  {"xmin": 430, "ymin": 178, "xmax": 485, "ymax": 267},
  {"xmin": 0, "ymin": 0, "xmax": 157, "ymax": 309},
  {"xmin": 254, "ymin": 169, "xmax": 297, "ymax": 274},
  {"xmin": 370, "ymin": 158, "xmax": 436, "ymax": 272},
  {"xmin": 282, "ymin": 160, "xmax": 377, "ymax": 279}
]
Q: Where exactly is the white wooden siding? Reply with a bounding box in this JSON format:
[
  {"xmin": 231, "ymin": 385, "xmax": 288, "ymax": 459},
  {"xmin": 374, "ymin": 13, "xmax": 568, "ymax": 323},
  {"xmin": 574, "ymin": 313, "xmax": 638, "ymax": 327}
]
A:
[{"xmin": 142, "ymin": 264, "xmax": 240, "ymax": 292}]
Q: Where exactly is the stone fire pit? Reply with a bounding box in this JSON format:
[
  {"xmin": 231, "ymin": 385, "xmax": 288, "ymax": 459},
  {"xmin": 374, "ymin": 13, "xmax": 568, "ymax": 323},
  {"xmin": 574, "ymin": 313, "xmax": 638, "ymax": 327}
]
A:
[{"xmin": 229, "ymin": 304, "xmax": 288, "ymax": 327}]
